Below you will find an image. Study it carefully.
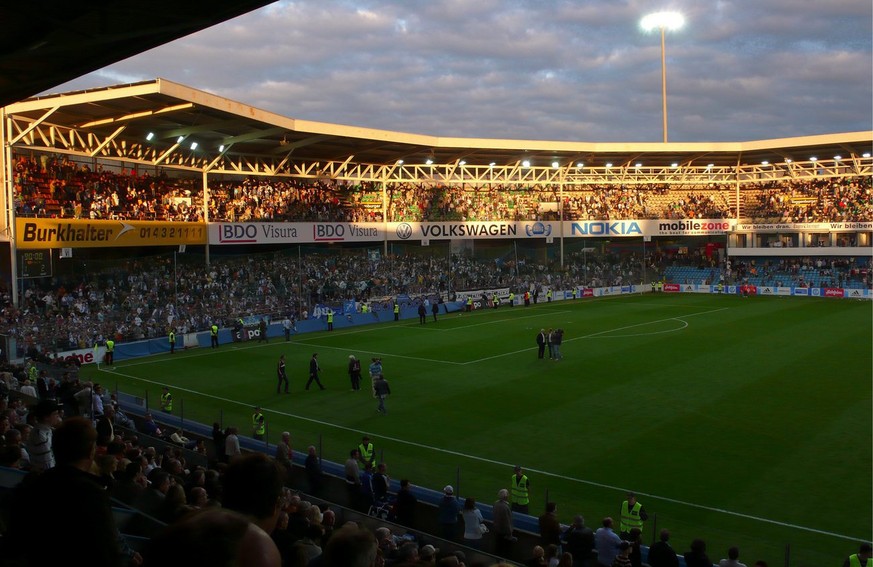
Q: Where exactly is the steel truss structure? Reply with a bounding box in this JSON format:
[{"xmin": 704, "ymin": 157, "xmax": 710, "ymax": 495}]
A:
[{"xmin": 3, "ymin": 80, "xmax": 870, "ymax": 190}]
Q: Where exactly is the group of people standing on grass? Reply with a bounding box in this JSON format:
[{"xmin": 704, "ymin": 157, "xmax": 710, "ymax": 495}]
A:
[
  {"xmin": 272, "ymin": 353, "xmax": 391, "ymax": 415},
  {"xmin": 535, "ymin": 328, "xmax": 565, "ymax": 360}
]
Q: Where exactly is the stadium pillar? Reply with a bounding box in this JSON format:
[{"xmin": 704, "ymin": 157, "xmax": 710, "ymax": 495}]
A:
[
  {"xmin": 1, "ymin": 109, "xmax": 21, "ymax": 307},
  {"xmin": 202, "ymin": 169, "xmax": 210, "ymax": 265},
  {"xmin": 559, "ymin": 175, "xmax": 564, "ymax": 269},
  {"xmin": 382, "ymin": 180, "xmax": 388, "ymax": 257}
]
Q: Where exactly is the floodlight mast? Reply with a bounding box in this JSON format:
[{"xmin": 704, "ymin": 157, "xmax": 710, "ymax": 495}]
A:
[{"xmin": 640, "ymin": 11, "xmax": 685, "ymax": 143}]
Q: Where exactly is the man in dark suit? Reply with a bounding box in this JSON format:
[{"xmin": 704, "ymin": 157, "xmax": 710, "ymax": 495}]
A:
[
  {"xmin": 306, "ymin": 353, "xmax": 325, "ymax": 390},
  {"xmin": 536, "ymin": 329, "xmax": 546, "ymax": 359}
]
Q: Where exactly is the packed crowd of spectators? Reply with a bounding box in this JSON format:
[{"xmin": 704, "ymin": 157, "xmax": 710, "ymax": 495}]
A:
[
  {"xmin": 746, "ymin": 177, "xmax": 873, "ymax": 222},
  {"xmin": 13, "ymin": 155, "xmax": 203, "ymax": 222},
  {"xmin": 12, "ymin": 155, "xmax": 870, "ymax": 222}
]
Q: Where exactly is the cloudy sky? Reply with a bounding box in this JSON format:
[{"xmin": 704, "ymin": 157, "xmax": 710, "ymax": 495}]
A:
[{"xmin": 49, "ymin": 0, "xmax": 872, "ymax": 144}]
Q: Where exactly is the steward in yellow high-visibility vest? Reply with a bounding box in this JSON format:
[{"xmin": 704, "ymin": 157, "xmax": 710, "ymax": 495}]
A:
[
  {"xmin": 105, "ymin": 339, "xmax": 115, "ymax": 365},
  {"xmin": 510, "ymin": 465, "xmax": 530, "ymax": 514},
  {"xmin": 393, "ymin": 302, "xmax": 400, "ymax": 321},
  {"xmin": 619, "ymin": 491, "xmax": 648, "ymax": 538},
  {"xmin": 160, "ymin": 387, "xmax": 173, "ymax": 413},
  {"xmin": 252, "ymin": 406, "xmax": 265, "ymax": 440},
  {"xmin": 210, "ymin": 324, "xmax": 219, "ymax": 348},
  {"xmin": 358, "ymin": 436, "xmax": 375, "ymax": 466},
  {"xmin": 846, "ymin": 543, "xmax": 872, "ymax": 567},
  {"xmin": 168, "ymin": 330, "xmax": 176, "ymax": 354}
]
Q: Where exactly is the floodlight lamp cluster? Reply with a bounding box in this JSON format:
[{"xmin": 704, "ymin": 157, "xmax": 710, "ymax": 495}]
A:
[{"xmin": 640, "ymin": 11, "xmax": 685, "ymax": 32}]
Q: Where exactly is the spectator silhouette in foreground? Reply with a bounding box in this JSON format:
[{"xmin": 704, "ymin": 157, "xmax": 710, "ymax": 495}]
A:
[
  {"xmin": 562, "ymin": 514, "xmax": 595, "ymax": 567},
  {"xmin": 594, "ymin": 517, "xmax": 621, "ymax": 567},
  {"xmin": 322, "ymin": 523, "xmax": 378, "ymax": 567},
  {"xmin": 719, "ymin": 545, "xmax": 748, "ymax": 567},
  {"xmin": 6, "ymin": 416, "xmax": 123, "ymax": 566},
  {"xmin": 222, "ymin": 452, "xmax": 286, "ymax": 535},
  {"xmin": 647, "ymin": 529, "xmax": 679, "ymax": 567},
  {"xmin": 684, "ymin": 538, "xmax": 712, "ymax": 567},
  {"xmin": 143, "ymin": 507, "xmax": 280, "ymax": 567}
]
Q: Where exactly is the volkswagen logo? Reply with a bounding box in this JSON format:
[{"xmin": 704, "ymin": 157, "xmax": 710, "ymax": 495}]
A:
[{"xmin": 396, "ymin": 223, "xmax": 413, "ymax": 239}]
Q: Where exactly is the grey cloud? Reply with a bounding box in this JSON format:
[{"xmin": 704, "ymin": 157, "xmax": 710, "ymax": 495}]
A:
[{"xmin": 44, "ymin": 0, "xmax": 871, "ymax": 143}]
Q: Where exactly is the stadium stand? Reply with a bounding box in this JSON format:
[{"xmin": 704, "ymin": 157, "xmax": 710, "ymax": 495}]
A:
[{"xmin": 11, "ymin": 155, "xmax": 872, "ymax": 223}]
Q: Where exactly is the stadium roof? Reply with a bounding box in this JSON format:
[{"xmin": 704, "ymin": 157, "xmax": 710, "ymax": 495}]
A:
[
  {"xmin": 5, "ymin": 78, "xmax": 872, "ymax": 184},
  {"xmin": 0, "ymin": 1, "xmax": 277, "ymax": 108}
]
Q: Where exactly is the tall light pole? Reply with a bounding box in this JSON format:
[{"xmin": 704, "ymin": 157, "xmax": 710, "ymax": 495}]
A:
[{"xmin": 640, "ymin": 11, "xmax": 684, "ymax": 143}]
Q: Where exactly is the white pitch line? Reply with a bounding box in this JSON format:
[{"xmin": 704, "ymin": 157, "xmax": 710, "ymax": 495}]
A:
[
  {"xmin": 98, "ymin": 364, "xmax": 865, "ymax": 543},
  {"xmin": 117, "ymin": 307, "xmax": 728, "ymax": 370},
  {"xmin": 465, "ymin": 307, "xmax": 727, "ymax": 365},
  {"xmin": 439, "ymin": 310, "xmax": 573, "ymax": 331},
  {"xmin": 577, "ymin": 307, "xmax": 728, "ymax": 341},
  {"xmin": 286, "ymin": 341, "xmax": 465, "ymax": 366}
]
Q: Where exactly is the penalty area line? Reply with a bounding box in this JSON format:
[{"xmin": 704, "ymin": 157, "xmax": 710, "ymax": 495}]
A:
[{"xmin": 465, "ymin": 307, "xmax": 727, "ymax": 365}]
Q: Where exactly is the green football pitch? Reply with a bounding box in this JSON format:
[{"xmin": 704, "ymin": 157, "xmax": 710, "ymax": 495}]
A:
[{"xmin": 83, "ymin": 293, "xmax": 872, "ymax": 565}]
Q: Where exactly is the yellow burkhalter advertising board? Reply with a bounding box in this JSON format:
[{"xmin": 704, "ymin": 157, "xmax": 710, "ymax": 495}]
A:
[{"xmin": 16, "ymin": 219, "xmax": 207, "ymax": 249}]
